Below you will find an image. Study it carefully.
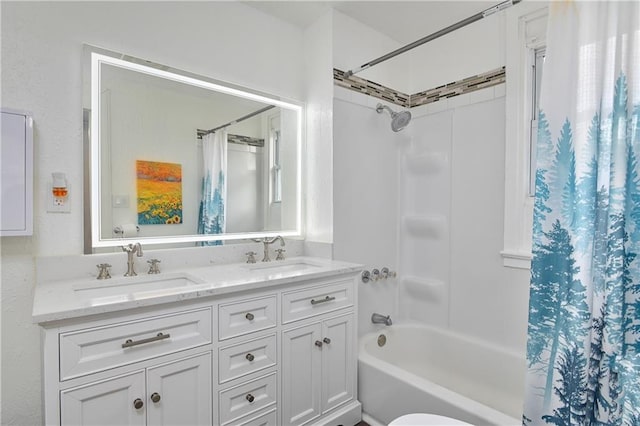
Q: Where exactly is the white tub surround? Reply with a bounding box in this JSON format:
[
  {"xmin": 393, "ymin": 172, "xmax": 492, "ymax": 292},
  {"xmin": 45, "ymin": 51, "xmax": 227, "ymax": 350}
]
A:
[
  {"xmin": 34, "ymin": 256, "xmax": 362, "ymax": 426},
  {"xmin": 359, "ymin": 324, "xmax": 525, "ymax": 426}
]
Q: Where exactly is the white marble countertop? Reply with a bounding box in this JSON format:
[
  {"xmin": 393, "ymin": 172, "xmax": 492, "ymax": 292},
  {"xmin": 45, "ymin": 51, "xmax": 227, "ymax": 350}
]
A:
[{"xmin": 32, "ymin": 257, "xmax": 362, "ymax": 324}]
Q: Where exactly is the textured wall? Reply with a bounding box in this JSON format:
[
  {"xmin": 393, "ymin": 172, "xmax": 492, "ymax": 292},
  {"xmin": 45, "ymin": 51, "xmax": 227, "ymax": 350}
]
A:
[{"xmin": 1, "ymin": 3, "xmax": 305, "ymax": 424}]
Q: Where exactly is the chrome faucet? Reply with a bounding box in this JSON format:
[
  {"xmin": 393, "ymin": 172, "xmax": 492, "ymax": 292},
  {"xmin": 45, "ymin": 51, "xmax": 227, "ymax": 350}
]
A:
[
  {"xmin": 122, "ymin": 243, "xmax": 143, "ymax": 276},
  {"xmin": 371, "ymin": 313, "xmax": 393, "ymax": 326},
  {"xmin": 252, "ymin": 236, "xmax": 285, "ymax": 262}
]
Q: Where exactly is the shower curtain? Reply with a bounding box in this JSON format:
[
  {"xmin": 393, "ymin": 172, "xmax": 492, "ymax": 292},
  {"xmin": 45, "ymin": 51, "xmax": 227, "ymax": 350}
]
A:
[
  {"xmin": 523, "ymin": 2, "xmax": 640, "ymax": 425},
  {"xmin": 198, "ymin": 131, "xmax": 227, "ymax": 245}
]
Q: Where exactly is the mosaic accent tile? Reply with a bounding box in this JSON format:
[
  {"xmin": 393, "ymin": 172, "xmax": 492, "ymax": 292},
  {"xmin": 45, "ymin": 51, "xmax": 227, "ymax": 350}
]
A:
[
  {"xmin": 333, "ymin": 69, "xmax": 410, "ymax": 107},
  {"xmin": 196, "ymin": 131, "xmax": 264, "ymax": 147},
  {"xmin": 333, "ymin": 66, "xmax": 506, "ymax": 109},
  {"xmin": 410, "ymin": 67, "xmax": 505, "ymax": 108}
]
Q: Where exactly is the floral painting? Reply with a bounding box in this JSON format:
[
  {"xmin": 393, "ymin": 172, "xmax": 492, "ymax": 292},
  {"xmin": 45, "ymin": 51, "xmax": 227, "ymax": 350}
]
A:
[{"xmin": 136, "ymin": 160, "xmax": 183, "ymax": 225}]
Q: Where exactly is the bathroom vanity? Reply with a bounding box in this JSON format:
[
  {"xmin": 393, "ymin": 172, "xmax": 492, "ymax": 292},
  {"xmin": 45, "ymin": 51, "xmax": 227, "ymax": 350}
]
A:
[{"xmin": 33, "ymin": 257, "xmax": 362, "ymax": 426}]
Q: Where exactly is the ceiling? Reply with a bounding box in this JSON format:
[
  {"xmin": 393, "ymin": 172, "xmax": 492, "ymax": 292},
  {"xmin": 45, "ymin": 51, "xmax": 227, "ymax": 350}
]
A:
[{"xmin": 243, "ymin": 1, "xmax": 497, "ymax": 45}]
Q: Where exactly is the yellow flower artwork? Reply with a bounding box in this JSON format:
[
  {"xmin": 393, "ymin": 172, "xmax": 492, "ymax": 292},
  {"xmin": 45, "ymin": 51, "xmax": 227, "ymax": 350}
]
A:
[{"xmin": 136, "ymin": 160, "xmax": 183, "ymax": 225}]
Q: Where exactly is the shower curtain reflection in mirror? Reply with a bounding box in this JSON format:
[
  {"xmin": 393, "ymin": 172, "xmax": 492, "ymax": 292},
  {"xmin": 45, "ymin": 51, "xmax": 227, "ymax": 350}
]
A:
[{"xmin": 198, "ymin": 131, "xmax": 227, "ymax": 245}]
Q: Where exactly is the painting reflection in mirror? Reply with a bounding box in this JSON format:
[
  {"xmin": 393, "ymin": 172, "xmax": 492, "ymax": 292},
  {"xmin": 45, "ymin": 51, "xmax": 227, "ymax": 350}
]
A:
[
  {"xmin": 136, "ymin": 160, "xmax": 183, "ymax": 225},
  {"xmin": 90, "ymin": 50, "xmax": 301, "ymax": 248}
]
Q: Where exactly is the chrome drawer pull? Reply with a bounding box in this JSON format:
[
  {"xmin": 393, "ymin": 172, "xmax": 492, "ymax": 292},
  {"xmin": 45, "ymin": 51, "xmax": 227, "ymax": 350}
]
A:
[
  {"xmin": 122, "ymin": 332, "xmax": 170, "ymax": 348},
  {"xmin": 246, "ymin": 353, "xmax": 255, "ymax": 362},
  {"xmin": 246, "ymin": 393, "xmax": 255, "ymax": 403},
  {"xmin": 245, "ymin": 312, "xmax": 255, "ymax": 321},
  {"xmin": 310, "ymin": 295, "xmax": 335, "ymax": 305}
]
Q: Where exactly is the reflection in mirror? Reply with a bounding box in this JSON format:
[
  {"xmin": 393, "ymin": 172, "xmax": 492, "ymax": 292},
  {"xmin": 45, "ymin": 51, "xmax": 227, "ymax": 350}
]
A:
[{"xmin": 84, "ymin": 46, "xmax": 302, "ymax": 251}]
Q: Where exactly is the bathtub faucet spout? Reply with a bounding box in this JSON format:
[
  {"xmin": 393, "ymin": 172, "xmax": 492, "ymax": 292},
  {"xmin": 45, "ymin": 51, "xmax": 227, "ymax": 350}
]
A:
[{"xmin": 371, "ymin": 313, "xmax": 392, "ymax": 326}]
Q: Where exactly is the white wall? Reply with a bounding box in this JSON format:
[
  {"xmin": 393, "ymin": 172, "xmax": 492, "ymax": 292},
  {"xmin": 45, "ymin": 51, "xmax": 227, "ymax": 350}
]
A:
[
  {"xmin": 1, "ymin": 3, "xmax": 305, "ymax": 424},
  {"xmin": 303, "ymin": 10, "xmax": 334, "ymax": 243}
]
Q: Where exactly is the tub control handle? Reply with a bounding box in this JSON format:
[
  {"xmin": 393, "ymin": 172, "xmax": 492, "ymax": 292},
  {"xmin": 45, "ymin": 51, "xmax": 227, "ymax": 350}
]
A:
[
  {"xmin": 122, "ymin": 332, "xmax": 170, "ymax": 348},
  {"xmin": 310, "ymin": 296, "xmax": 335, "ymax": 305}
]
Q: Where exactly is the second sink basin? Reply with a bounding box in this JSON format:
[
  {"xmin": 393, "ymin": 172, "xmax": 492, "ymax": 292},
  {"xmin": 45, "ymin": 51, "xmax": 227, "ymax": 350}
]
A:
[
  {"xmin": 73, "ymin": 273, "xmax": 205, "ymax": 298},
  {"xmin": 246, "ymin": 259, "xmax": 323, "ymax": 274}
]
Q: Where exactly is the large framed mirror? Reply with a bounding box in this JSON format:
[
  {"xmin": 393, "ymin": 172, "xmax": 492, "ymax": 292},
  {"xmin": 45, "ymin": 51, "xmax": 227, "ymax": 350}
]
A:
[{"xmin": 83, "ymin": 45, "xmax": 303, "ymax": 252}]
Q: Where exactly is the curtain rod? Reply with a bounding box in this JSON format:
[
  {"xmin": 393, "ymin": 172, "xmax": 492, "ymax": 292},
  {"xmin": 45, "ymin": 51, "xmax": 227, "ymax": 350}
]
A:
[
  {"xmin": 197, "ymin": 105, "xmax": 276, "ymax": 137},
  {"xmin": 343, "ymin": 0, "xmax": 522, "ymax": 78}
]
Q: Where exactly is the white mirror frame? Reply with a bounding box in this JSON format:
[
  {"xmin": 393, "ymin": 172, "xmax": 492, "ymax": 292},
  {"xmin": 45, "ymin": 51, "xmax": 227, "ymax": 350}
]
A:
[{"xmin": 88, "ymin": 50, "xmax": 303, "ymax": 249}]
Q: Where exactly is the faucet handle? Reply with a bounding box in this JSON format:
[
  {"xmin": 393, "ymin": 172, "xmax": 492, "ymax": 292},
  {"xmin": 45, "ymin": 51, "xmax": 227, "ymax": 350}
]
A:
[
  {"xmin": 147, "ymin": 259, "xmax": 161, "ymax": 274},
  {"xmin": 246, "ymin": 251, "xmax": 257, "ymax": 264},
  {"xmin": 371, "ymin": 269, "xmax": 381, "ymax": 281},
  {"xmin": 275, "ymin": 249, "xmax": 286, "ymax": 261},
  {"xmin": 97, "ymin": 263, "xmax": 112, "ymax": 280}
]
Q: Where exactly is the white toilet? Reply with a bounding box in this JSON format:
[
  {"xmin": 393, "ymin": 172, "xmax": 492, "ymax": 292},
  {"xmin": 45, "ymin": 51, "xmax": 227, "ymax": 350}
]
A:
[{"xmin": 389, "ymin": 413, "xmax": 473, "ymax": 426}]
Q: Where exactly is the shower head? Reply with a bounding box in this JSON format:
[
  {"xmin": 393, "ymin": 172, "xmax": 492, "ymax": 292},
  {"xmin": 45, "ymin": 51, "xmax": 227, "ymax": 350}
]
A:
[{"xmin": 376, "ymin": 103, "xmax": 412, "ymax": 132}]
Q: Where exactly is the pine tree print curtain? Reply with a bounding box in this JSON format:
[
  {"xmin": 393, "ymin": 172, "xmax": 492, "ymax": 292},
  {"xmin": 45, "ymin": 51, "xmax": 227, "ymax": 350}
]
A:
[
  {"xmin": 197, "ymin": 131, "xmax": 227, "ymax": 245},
  {"xmin": 523, "ymin": 2, "xmax": 640, "ymax": 425}
]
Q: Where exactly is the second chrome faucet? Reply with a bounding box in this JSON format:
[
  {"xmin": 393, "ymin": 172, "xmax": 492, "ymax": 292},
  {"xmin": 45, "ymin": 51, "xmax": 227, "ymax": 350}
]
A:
[
  {"xmin": 122, "ymin": 242, "xmax": 143, "ymax": 276},
  {"xmin": 252, "ymin": 236, "xmax": 285, "ymax": 262}
]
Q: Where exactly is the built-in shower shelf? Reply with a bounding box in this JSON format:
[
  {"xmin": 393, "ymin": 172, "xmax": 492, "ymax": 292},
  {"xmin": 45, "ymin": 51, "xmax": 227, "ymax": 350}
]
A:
[
  {"xmin": 403, "ymin": 152, "xmax": 447, "ymax": 175},
  {"xmin": 403, "ymin": 215, "xmax": 447, "ymax": 238},
  {"xmin": 401, "ymin": 276, "xmax": 444, "ymax": 301}
]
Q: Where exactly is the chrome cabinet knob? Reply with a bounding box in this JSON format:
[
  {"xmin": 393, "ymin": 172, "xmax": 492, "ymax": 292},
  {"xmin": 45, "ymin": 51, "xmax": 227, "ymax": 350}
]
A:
[
  {"xmin": 315, "ymin": 340, "xmax": 323, "ymax": 347},
  {"xmin": 246, "ymin": 393, "xmax": 255, "ymax": 403},
  {"xmin": 323, "ymin": 337, "xmax": 331, "ymax": 344},
  {"xmin": 246, "ymin": 353, "xmax": 255, "ymax": 362},
  {"xmin": 150, "ymin": 392, "xmax": 161, "ymax": 403},
  {"xmin": 245, "ymin": 312, "xmax": 254, "ymax": 321},
  {"xmin": 133, "ymin": 398, "xmax": 144, "ymax": 410}
]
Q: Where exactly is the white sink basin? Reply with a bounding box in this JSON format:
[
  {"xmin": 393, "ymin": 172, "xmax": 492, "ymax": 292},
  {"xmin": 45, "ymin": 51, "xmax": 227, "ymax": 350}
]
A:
[
  {"xmin": 246, "ymin": 259, "xmax": 323, "ymax": 274},
  {"xmin": 73, "ymin": 273, "xmax": 205, "ymax": 298}
]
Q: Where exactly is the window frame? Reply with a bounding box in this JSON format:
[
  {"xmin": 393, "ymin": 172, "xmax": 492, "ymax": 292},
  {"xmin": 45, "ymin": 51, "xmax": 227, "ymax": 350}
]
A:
[{"xmin": 502, "ymin": 5, "xmax": 548, "ymax": 269}]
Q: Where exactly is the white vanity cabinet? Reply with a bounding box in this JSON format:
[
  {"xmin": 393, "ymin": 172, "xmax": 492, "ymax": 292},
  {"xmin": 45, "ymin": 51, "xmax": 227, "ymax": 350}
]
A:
[
  {"xmin": 37, "ymin": 262, "xmax": 361, "ymax": 426},
  {"xmin": 281, "ymin": 281, "xmax": 356, "ymax": 426},
  {"xmin": 42, "ymin": 306, "xmax": 214, "ymax": 426},
  {"xmin": 60, "ymin": 352, "xmax": 212, "ymax": 425}
]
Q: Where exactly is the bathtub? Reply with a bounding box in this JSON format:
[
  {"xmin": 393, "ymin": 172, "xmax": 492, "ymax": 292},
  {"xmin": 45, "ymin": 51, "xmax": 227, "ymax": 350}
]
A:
[{"xmin": 358, "ymin": 324, "xmax": 525, "ymax": 425}]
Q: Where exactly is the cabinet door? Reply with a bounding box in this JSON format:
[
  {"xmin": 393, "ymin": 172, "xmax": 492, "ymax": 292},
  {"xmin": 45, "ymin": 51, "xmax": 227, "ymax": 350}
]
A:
[
  {"xmin": 1, "ymin": 110, "xmax": 32, "ymax": 236},
  {"xmin": 60, "ymin": 371, "xmax": 146, "ymax": 426},
  {"xmin": 282, "ymin": 323, "xmax": 322, "ymax": 426},
  {"xmin": 146, "ymin": 352, "xmax": 212, "ymax": 426},
  {"xmin": 321, "ymin": 315, "xmax": 355, "ymax": 413}
]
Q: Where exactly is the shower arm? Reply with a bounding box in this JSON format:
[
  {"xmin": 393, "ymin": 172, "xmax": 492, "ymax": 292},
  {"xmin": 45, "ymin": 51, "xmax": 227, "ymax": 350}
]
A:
[{"xmin": 343, "ymin": 0, "xmax": 522, "ymax": 78}]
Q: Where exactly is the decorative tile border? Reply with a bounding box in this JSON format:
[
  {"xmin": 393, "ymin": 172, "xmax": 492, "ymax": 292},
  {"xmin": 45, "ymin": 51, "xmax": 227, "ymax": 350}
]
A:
[
  {"xmin": 410, "ymin": 67, "xmax": 505, "ymax": 108},
  {"xmin": 333, "ymin": 69, "xmax": 410, "ymax": 108},
  {"xmin": 196, "ymin": 131, "xmax": 264, "ymax": 147},
  {"xmin": 333, "ymin": 66, "xmax": 506, "ymax": 108}
]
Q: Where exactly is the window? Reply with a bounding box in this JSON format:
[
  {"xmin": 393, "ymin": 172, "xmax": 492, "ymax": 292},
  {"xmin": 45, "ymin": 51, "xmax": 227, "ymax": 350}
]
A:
[
  {"xmin": 269, "ymin": 116, "xmax": 282, "ymax": 204},
  {"xmin": 529, "ymin": 48, "xmax": 546, "ymax": 196},
  {"xmin": 502, "ymin": 5, "xmax": 547, "ymax": 269}
]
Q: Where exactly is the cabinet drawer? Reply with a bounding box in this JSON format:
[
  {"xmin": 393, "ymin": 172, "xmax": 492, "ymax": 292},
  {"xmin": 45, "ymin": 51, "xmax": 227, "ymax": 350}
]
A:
[
  {"xmin": 282, "ymin": 280, "xmax": 354, "ymax": 324},
  {"xmin": 227, "ymin": 408, "xmax": 277, "ymax": 426},
  {"xmin": 59, "ymin": 308, "xmax": 212, "ymax": 380},
  {"xmin": 219, "ymin": 296, "xmax": 277, "ymax": 340},
  {"xmin": 219, "ymin": 372, "xmax": 277, "ymax": 425},
  {"xmin": 219, "ymin": 334, "xmax": 277, "ymax": 384}
]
